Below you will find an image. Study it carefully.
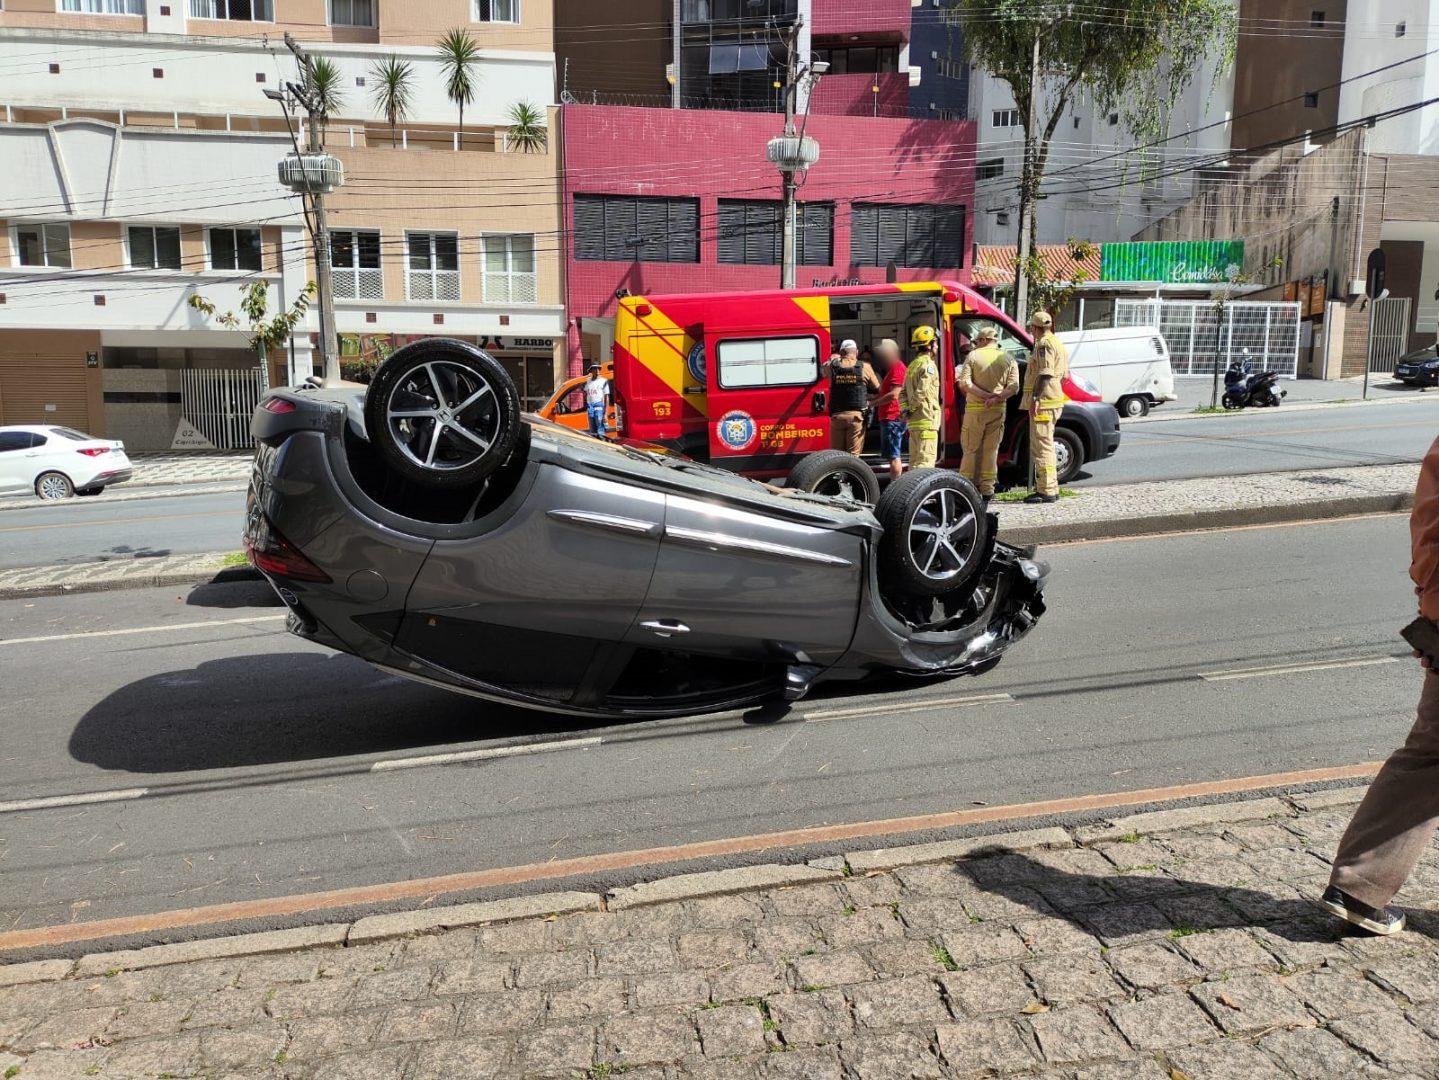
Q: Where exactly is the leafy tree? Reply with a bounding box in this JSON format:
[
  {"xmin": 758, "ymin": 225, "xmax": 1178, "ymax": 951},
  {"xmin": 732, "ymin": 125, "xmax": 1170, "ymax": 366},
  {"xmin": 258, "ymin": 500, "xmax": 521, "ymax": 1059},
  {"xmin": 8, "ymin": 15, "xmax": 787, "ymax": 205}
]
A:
[
  {"xmin": 369, "ymin": 54, "xmax": 415, "ymax": 148},
  {"xmin": 437, "ymin": 28, "xmax": 481, "ymax": 149},
  {"xmin": 506, "ymin": 100, "xmax": 548, "ymax": 153},
  {"xmin": 951, "ymin": 0, "xmax": 1236, "ymax": 314},
  {"xmin": 303, "ymin": 55, "xmax": 347, "ymax": 138},
  {"xmin": 189, "ymin": 281, "xmax": 317, "ymax": 390}
]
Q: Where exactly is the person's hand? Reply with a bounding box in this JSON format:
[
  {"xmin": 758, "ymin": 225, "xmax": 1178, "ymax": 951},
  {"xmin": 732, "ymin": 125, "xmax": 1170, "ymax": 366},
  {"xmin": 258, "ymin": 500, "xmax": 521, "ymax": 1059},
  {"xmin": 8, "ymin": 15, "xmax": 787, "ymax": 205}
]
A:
[
  {"xmin": 1415, "ymin": 648, "xmax": 1433, "ymax": 670},
  {"xmin": 1029, "ymin": 398, "xmax": 1041, "ymax": 416}
]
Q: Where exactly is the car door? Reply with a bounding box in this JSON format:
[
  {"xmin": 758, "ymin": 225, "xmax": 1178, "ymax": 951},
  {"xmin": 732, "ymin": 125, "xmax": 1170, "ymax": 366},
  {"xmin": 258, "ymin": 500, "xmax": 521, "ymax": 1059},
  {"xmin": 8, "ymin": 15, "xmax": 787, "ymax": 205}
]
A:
[
  {"xmin": 627, "ymin": 490, "xmax": 863, "ymax": 668},
  {"xmin": 706, "ymin": 332, "xmax": 830, "ymax": 476},
  {"xmin": 0, "ymin": 432, "xmax": 31, "ymax": 493}
]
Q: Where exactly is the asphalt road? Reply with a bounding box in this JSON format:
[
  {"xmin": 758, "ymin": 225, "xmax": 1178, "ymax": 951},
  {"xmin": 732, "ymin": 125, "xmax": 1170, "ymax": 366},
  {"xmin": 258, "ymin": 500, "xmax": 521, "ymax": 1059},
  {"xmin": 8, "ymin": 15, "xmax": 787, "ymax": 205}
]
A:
[
  {"xmin": 1081, "ymin": 396, "xmax": 1439, "ymax": 485},
  {"xmin": 0, "ymin": 514, "xmax": 1420, "ymax": 938},
  {"xmin": 1, "ymin": 400, "xmax": 1436, "ymax": 570}
]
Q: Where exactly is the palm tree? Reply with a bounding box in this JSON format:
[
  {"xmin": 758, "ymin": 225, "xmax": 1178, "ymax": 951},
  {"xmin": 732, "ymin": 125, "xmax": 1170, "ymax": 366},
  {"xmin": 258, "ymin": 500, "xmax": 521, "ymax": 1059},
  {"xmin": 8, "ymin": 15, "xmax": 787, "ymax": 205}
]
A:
[
  {"xmin": 368, "ymin": 54, "xmax": 415, "ymax": 148},
  {"xmin": 505, "ymin": 100, "xmax": 547, "ymax": 153},
  {"xmin": 436, "ymin": 28, "xmax": 480, "ymax": 150},
  {"xmin": 304, "ymin": 55, "xmax": 347, "ymax": 141}
]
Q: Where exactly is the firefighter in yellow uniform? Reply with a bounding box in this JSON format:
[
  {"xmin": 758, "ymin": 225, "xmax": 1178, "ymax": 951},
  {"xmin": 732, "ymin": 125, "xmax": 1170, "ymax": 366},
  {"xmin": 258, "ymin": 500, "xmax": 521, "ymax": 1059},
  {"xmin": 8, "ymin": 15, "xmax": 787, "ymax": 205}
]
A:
[
  {"xmin": 956, "ymin": 324, "xmax": 1018, "ymax": 503},
  {"xmin": 1020, "ymin": 310, "xmax": 1069, "ymax": 503},
  {"xmin": 901, "ymin": 325, "xmax": 941, "ymax": 469}
]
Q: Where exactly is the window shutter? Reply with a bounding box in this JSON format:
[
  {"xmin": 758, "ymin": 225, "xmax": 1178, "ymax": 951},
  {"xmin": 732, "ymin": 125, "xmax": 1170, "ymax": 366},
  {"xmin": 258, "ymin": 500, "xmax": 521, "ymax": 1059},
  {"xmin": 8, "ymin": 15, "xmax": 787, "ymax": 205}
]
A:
[
  {"xmin": 667, "ymin": 199, "xmax": 700, "ymax": 263},
  {"xmin": 573, "ymin": 196, "xmax": 607, "ymax": 261},
  {"xmin": 799, "ymin": 203, "xmax": 833, "ymax": 265},
  {"xmin": 850, "ymin": 203, "xmax": 878, "ymax": 265},
  {"xmin": 934, "ymin": 205, "xmax": 965, "ymax": 267},
  {"xmin": 748, "ymin": 201, "xmax": 781, "ymax": 265},
  {"xmin": 717, "ymin": 201, "xmax": 746, "ymax": 264},
  {"xmin": 877, "ymin": 206, "xmax": 907, "ymax": 266},
  {"xmin": 905, "ymin": 205, "xmax": 936, "ymax": 268}
]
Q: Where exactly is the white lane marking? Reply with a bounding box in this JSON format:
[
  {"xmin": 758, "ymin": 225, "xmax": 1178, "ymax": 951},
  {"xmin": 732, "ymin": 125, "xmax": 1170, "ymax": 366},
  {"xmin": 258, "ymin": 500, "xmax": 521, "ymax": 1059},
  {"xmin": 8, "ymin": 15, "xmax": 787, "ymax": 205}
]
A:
[
  {"xmin": 370, "ymin": 737, "xmax": 603, "ymax": 772},
  {"xmin": 1199, "ymin": 655, "xmax": 1399, "ymax": 682},
  {"xmin": 803, "ymin": 692, "xmax": 1014, "ymax": 722},
  {"xmin": 0, "ymin": 616, "xmax": 284, "ymax": 647},
  {"xmin": 0, "ymin": 788, "xmax": 148, "ymax": 815}
]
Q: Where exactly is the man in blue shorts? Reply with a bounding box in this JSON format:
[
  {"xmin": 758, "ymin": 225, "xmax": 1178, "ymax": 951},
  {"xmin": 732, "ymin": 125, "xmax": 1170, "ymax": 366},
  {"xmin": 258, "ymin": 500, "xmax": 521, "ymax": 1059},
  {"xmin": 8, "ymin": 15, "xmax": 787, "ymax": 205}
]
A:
[{"xmin": 872, "ymin": 338, "xmax": 906, "ymax": 479}]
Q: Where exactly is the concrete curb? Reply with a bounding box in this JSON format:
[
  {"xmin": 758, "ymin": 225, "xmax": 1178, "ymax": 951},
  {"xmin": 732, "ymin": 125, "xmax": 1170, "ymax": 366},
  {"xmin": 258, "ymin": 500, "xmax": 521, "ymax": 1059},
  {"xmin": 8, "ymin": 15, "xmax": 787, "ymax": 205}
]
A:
[
  {"xmin": 997, "ymin": 489, "xmax": 1413, "ymax": 547},
  {"xmin": 0, "ymin": 482, "xmax": 246, "ymax": 513},
  {"xmin": 1128, "ymin": 389, "xmax": 1437, "ymax": 425},
  {"xmin": 0, "ymin": 786, "xmax": 1376, "ymax": 984},
  {"xmin": 0, "ymin": 557, "xmax": 259, "ymax": 601}
]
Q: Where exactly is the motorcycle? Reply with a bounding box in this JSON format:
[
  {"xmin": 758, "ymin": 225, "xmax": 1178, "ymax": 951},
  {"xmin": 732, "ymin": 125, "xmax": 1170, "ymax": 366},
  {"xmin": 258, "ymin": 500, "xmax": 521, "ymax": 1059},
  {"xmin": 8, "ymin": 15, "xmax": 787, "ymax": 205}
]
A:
[{"xmin": 1221, "ymin": 361, "xmax": 1287, "ymax": 409}]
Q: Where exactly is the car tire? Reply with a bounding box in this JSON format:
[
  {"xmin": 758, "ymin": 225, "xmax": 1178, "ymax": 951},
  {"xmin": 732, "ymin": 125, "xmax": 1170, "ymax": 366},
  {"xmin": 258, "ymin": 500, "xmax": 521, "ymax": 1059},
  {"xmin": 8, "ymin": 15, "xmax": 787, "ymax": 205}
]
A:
[
  {"xmin": 876, "ymin": 469, "xmax": 987, "ymax": 598},
  {"xmin": 1054, "ymin": 427, "xmax": 1083, "ymax": 485},
  {"xmin": 1118, "ymin": 395, "xmax": 1150, "ymax": 418},
  {"xmin": 35, "ymin": 471, "xmax": 74, "ymax": 501},
  {"xmin": 76, "ymin": 488, "xmax": 104, "ymax": 497},
  {"xmin": 363, "ymin": 338, "xmax": 521, "ymax": 490},
  {"xmin": 786, "ymin": 449, "xmax": 882, "ymax": 504}
]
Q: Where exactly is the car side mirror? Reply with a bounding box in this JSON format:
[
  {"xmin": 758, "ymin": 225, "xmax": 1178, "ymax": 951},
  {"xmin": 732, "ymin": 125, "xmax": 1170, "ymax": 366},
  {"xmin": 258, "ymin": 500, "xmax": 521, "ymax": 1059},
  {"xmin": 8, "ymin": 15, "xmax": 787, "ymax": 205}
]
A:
[{"xmin": 812, "ymin": 390, "xmax": 826, "ymax": 413}]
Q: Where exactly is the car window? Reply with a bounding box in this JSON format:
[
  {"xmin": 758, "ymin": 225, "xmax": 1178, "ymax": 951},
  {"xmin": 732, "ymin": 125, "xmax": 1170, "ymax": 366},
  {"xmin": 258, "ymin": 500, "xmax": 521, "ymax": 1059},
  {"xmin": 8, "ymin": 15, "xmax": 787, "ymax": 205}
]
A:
[
  {"xmin": 0, "ymin": 432, "xmax": 31, "ymax": 453},
  {"xmin": 51, "ymin": 427, "xmax": 94, "ymax": 441},
  {"xmin": 955, "ymin": 316, "xmax": 1029, "ymax": 361},
  {"xmin": 716, "ymin": 336, "xmax": 820, "ymax": 389},
  {"xmin": 30, "ymin": 433, "xmax": 48, "ymax": 448},
  {"xmin": 555, "ymin": 386, "xmax": 584, "ymax": 414}
]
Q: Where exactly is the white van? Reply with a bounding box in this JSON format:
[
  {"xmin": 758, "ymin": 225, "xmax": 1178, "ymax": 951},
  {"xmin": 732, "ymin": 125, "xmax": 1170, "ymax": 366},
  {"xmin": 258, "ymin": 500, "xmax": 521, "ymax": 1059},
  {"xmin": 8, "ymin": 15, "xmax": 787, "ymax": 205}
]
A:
[{"xmin": 1057, "ymin": 325, "xmax": 1176, "ymax": 418}]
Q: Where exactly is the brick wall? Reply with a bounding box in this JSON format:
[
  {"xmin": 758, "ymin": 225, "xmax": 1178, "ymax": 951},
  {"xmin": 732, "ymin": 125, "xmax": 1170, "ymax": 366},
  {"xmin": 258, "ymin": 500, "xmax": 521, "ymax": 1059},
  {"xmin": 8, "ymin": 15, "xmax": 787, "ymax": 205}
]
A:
[
  {"xmin": 561, "ymin": 104, "xmax": 976, "ymax": 373},
  {"xmin": 809, "ymin": 73, "xmax": 909, "ymax": 119}
]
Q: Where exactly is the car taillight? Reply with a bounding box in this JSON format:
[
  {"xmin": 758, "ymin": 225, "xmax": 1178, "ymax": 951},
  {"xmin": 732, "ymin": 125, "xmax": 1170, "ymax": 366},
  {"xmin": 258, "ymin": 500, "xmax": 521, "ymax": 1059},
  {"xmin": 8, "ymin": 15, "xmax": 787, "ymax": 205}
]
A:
[
  {"xmin": 77, "ymin": 447, "xmax": 109, "ymax": 457},
  {"xmin": 244, "ymin": 511, "xmax": 331, "ymax": 583},
  {"xmin": 260, "ymin": 397, "xmax": 297, "ymax": 414}
]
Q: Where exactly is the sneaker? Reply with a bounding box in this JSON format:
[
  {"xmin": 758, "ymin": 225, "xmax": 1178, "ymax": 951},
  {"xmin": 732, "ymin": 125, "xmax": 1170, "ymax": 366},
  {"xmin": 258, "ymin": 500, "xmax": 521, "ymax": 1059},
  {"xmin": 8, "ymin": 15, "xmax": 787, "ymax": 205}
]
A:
[
  {"xmin": 1320, "ymin": 885, "xmax": 1406, "ymax": 935},
  {"xmin": 1022, "ymin": 493, "xmax": 1059, "ymax": 504}
]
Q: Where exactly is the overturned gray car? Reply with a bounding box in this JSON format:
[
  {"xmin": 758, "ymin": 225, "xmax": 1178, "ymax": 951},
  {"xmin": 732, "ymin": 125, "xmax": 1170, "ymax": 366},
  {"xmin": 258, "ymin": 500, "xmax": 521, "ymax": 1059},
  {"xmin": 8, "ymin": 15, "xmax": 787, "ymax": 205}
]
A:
[{"xmin": 244, "ymin": 339, "xmax": 1048, "ymax": 718}]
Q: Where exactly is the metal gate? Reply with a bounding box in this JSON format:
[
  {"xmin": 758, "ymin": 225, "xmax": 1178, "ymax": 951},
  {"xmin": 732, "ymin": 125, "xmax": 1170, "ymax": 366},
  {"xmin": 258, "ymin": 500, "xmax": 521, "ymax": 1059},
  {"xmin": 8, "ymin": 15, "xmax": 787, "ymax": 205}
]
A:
[
  {"xmin": 180, "ymin": 368, "xmax": 262, "ymax": 450},
  {"xmin": 1368, "ymin": 296, "xmax": 1411, "ymax": 374},
  {"xmin": 1115, "ymin": 299, "xmax": 1301, "ymax": 377}
]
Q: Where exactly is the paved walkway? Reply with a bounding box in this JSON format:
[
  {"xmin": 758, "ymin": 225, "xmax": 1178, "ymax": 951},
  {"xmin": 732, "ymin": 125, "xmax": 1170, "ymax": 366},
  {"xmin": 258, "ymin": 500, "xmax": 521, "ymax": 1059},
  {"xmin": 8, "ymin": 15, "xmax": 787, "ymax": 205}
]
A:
[
  {"xmin": 3, "ymin": 785, "xmax": 1437, "ymax": 1078},
  {"xmin": 127, "ymin": 453, "xmax": 251, "ymax": 488}
]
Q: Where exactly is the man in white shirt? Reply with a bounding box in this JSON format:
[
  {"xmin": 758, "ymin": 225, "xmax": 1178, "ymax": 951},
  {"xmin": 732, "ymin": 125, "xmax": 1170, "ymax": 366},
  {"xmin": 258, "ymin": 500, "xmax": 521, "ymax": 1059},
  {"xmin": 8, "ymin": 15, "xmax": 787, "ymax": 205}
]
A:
[{"xmin": 583, "ymin": 363, "xmax": 610, "ymax": 439}]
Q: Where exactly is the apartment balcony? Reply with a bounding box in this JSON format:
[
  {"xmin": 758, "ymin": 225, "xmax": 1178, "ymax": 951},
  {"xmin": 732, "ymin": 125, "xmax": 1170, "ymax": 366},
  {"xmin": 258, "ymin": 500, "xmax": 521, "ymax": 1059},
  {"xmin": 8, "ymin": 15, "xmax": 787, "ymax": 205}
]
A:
[
  {"xmin": 810, "ymin": 0, "xmax": 912, "ymax": 40},
  {"xmin": 809, "ymin": 71, "xmax": 908, "ymax": 118}
]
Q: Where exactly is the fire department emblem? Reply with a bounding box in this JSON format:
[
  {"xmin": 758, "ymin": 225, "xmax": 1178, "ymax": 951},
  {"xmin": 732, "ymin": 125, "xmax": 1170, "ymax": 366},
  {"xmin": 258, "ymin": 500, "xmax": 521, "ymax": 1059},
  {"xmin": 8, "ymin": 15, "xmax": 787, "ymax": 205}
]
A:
[{"xmin": 716, "ymin": 410, "xmax": 757, "ymax": 452}]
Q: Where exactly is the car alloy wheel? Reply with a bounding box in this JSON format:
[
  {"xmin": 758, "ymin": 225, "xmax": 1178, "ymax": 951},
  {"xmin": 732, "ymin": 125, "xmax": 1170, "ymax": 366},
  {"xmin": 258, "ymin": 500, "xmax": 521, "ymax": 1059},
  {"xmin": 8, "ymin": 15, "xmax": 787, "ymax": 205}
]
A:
[
  {"xmin": 907, "ymin": 486, "xmax": 979, "ymax": 584},
  {"xmin": 35, "ymin": 471, "xmax": 74, "ymax": 500}
]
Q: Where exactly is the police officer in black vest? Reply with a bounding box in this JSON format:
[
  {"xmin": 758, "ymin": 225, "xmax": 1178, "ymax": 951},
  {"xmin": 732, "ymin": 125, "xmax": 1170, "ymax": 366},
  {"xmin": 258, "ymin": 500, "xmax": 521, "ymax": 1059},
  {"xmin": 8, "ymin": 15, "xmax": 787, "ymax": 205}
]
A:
[{"xmin": 827, "ymin": 339, "xmax": 880, "ymax": 455}]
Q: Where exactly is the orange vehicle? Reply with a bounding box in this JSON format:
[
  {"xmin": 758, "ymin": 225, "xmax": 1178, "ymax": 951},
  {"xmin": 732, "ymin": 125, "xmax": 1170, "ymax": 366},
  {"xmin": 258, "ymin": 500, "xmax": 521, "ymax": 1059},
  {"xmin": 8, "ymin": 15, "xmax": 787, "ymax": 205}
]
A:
[
  {"xmin": 605, "ymin": 280, "xmax": 1120, "ymax": 495},
  {"xmin": 535, "ymin": 363, "xmax": 616, "ymax": 436}
]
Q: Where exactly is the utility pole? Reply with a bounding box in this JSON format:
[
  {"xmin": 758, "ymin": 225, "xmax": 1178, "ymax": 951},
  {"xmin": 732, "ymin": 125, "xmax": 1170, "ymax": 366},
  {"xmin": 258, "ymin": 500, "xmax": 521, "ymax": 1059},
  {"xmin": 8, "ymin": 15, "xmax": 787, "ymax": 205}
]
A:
[
  {"xmin": 282, "ymin": 33, "xmax": 340, "ymax": 384},
  {"xmin": 1013, "ymin": 23, "xmax": 1041, "ymax": 323},
  {"xmin": 780, "ymin": 18, "xmax": 801, "ymax": 290}
]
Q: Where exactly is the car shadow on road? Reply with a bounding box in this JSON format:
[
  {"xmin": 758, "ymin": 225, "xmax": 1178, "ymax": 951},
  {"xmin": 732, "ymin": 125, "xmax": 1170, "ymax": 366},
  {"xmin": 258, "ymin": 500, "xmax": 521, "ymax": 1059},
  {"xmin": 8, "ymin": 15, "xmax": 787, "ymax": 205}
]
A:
[
  {"xmin": 184, "ymin": 577, "xmax": 282, "ymax": 609},
  {"xmin": 956, "ymin": 847, "xmax": 1439, "ymax": 947},
  {"xmin": 68, "ymin": 651, "xmax": 605, "ymax": 773}
]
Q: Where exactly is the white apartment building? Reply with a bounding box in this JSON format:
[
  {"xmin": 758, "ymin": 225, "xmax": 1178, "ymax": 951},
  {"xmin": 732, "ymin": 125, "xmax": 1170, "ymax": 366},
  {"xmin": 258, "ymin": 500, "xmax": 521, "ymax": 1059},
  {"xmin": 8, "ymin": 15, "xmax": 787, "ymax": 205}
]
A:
[{"xmin": 0, "ymin": 2, "xmax": 559, "ymax": 450}]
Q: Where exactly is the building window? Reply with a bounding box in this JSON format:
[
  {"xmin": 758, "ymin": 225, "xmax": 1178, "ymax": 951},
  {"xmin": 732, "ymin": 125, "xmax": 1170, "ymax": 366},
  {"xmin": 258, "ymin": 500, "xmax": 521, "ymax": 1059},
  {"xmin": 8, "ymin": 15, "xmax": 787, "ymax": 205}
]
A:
[
  {"xmin": 209, "ymin": 227, "xmax": 263, "ymax": 272},
  {"xmin": 128, "ymin": 226, "xmax": 183, "ymax": 271},
  {"xmin": 935, "ymin": 57, "xmax": 964, "ymax": 80},
  {"xmin": 188, "ymin": 0, "xmax": 272, "ymax": 19},
  {"xmin": 1304, "ymin": 91, "xmax": 1319, "ymax": 108},
  {"xmin": 716, "ymin": 200, "xmax": 832, "ymax": 266},
  {"xmin": 481, "ymin": 234, "xmax": 536, "ymax": 303},
  {"xmin": 682, "ymin": 0, "xmax": 796, "ymax": 22},
  {"xmin": 1397, "ymin": 20, "xmax": 1407, "ymax": 36},
  {"xmin": 15, "ymin": 223, "xmax": 72, "ymax": 268},
  {"xmin": 573, "ymin": 194, "xmax": 700, "ymax": 263},
  {"xmin": 59, "ymin": 0, "xmax": 144, "ymax": 12},
  {"xmin": 992, "ymin": 108, "xmax": 1020, "ymax": 128},
  {"xmin": 1310, "ymin": 10, "xmax": 1325, "ymax": 26},
  {"xmin": 331, "ymin": 230, "xmax": 382, "ymax": 299},
  {"xmin": 850, "ymin": 203, "xmax": 965, "ymax": 269},
  {"xmin": 812, "ymin": 45, "xmax": 899, "ymax": 75},
  {"xmin": 976, "ymin": 159, "xmax": 1005, "ymax": 182},
  {"xmin": 717, "ymin": 336, "xmax": 819, "ymax": 389},
  {"xmin": 1108, "ymin": 112, "xmax": 1119, "ymax": 125},
  {"xmin": 329, "ymin": 0, "xmax": 374, "ymax": 27},
  {"xmin": 406, "ymin": 232, "xmax": 460, "ymax": 301},
  {"xmin": 473, "ymin": 0, "xmax": 517, "ymax": 22}
]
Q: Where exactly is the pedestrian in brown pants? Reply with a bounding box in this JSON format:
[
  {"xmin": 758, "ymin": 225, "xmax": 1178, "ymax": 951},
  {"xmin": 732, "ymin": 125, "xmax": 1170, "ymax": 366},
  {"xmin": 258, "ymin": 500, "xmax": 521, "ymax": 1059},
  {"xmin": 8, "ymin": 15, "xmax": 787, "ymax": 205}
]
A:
[{"xmin": 1324, "ymin": 433, "xmax": 1439, "ymax": 935}]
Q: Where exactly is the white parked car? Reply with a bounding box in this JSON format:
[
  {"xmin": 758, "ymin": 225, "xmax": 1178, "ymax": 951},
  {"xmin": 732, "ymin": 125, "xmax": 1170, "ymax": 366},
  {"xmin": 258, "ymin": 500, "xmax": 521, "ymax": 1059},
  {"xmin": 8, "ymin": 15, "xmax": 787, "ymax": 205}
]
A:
[
  {"xmin": 1057, "ymin": 325, "xmax": 1178, "ymax": 418},
  {"xmin": 0, "ymin": 425, "xmax": 133, "ymax": 500}
]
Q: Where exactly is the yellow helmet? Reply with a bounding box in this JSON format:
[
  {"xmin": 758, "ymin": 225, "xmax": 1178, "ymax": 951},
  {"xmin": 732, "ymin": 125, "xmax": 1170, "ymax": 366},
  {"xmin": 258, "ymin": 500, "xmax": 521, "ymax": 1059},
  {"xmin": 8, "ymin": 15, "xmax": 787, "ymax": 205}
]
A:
[{"xmin": 910, "ymin": 325, "xmax": 937, "ymax": 348}]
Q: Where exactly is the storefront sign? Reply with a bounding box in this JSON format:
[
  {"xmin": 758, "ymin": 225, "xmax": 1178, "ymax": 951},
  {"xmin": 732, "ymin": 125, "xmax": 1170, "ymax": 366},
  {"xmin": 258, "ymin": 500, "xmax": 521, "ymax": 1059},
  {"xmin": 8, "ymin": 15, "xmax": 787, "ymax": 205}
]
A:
[
  {"xmin": 86, "ymin": 351, "xmax": 99, "ymax": 368},
  {"xmin": 811, "ymin": 277, "xmax": 862, "ymax": 287},
  {"xmin": 1100, "ymin": 241, "xmax": 1245, "ymax": 284},
  {"xmin": 479, "ymin": 336, "xmax": 555, "ymax": 353}
]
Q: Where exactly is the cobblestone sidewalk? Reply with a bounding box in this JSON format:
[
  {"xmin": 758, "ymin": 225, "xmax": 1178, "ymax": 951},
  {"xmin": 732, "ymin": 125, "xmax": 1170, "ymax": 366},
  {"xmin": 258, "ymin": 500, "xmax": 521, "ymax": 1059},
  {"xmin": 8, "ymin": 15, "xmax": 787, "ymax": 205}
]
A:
[
  {"xmin": 128, "ymin": 454, "xmax": 251, "ymax": 488},
  {"xmin": 4, "ymin": 786, "xmax": 1439, "ymax": 1079},
  {"xmin": 0, "ymin": 552, "xmax": 241, "ymax": 600}
]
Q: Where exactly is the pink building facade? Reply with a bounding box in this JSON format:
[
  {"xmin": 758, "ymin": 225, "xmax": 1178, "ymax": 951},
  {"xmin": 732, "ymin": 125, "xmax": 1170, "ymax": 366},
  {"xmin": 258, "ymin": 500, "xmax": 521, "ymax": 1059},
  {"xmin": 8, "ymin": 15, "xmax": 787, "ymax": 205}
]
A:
[{"xmin": 561, "ymin": 105, "xmax": 977, "ymax": 372}]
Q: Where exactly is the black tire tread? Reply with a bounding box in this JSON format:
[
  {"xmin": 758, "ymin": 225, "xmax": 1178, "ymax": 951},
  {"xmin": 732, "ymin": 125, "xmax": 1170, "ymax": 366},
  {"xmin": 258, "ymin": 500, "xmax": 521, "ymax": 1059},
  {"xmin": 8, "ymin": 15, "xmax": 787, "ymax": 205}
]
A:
[
  {"xmin": 876, "ymin": 469, "xmax": 987, "ymax": 598},
  {"xmin": 786, "ymin": 449, "xmax": 882, "ymax": 504}
]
